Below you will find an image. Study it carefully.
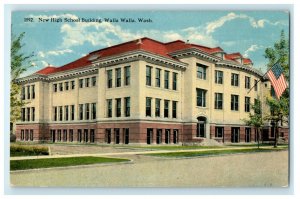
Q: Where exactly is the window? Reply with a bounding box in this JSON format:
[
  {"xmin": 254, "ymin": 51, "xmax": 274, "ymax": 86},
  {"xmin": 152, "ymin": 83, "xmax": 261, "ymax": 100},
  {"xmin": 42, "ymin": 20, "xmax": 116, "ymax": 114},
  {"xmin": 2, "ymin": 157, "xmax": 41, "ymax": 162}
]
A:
[
  {"xmin": 25, "ymin": 129, "xmax": 29, "ymax": 141},
  {"xmin": 90, "ymin": 129, "xmax": 95, "ymax": 143},
  {"xmin": 245, "ymin": 97, "xmax": 251, "ymax": 112},
  {"xmin": 71, "ymin": 105, "xmax": 75, "ymax": 120},
  {"xmin": 65, "ymin": 82, "xmax": 69, "ymax": 91},
  {"xmin": 21, "ymin": 86, "xmax": 25, "ymax": 100},
  {"xmin": 21, "ymin": 130, "xmax": 24, "ymax": 140},
  {"xmin": 31, "ymin": 85, "xmax": 35, "ymax": 99},
  {"xmin": 146, "ymin": 66, "xmax": 152, "ymax": 86},
  {"xmin": 164, "ymin": 70, "xmax": 169, "ymax": 89},
  {"xmin": 59, "ymin": 106, "xmax": 63, "ymax": 121},
  {"xmin": 156, "ymin": 129, "xmax": 162, "ymax": 144},
  {"xmin": 92, "ymin": 76, "xmax": 97, "ymax": 86},
  {"xmin": 30, "ymin": 130, "xmax": 33, "ymax": 141},
  {"xmin": 84, "ymin": 129, "xmax": 89, "ymax": 142},
  {"xmin": 214, "ymin": 93, "xmax": 223, "ymax": 110},
  {"xmin": 245, "ymin": 128, "xmax": 251, "ymax": 142},
  {"xmin": 92, "ymin": 103, "xmax": 96, "ymax": 119},
  {"xmin": 79, "ymin": 79, "xmax": 83, "ymax": 88},
  {"xmin": 155, "ymin": 98, "xmax": 161, "ymax": 117},
  {"xmin": 59, "ymin": 83, "xmax": 63, "ymax": 91},
  {"xmin": 27, "ymin": 107, "xmax": 30, "ymax": 121},
  {"xmin": 172, "ymin": 101, "xmax": 177, "ymax": 118},
  {"xmin": 58, "ymin": 129, "xmax": 62, "ymax": 142},
  {"xmin": 27, "ymin": 86, "xmax": 30, "ymax": 99},
  {"xmin": 107, "ymin": 70, "xmax": 112, "ymax": 88},
  {"xmin": 79, "ymin": 104, "xmax": 83, "ymax": 120},
  {"xmin": 245, "ymin": 76, "xmax": 251, "ymax": 89},
  {"xmin": 155, "ymin": 68, "xmax": 161, "ymax": 87},
  {"xmin": 54, "ymin": 107, "xmax": 57, "ymax": 121},
  {"xmin": 107, "ymin": 99, "xmax": 112, "ymax": 117},
  {"xmin": 69, "ymin": 129, "xmax": 73, "ymax": 142},
  {"xmin": 65, "ymin": 106, "xmax": 69, "ymax": 121},
  {"xmin": 85, "ymin": 103, "xmax": 90, "ymax": 120},
  {"xmin": 31, "ymin": 107, "xmax": 35, "ymax": 121},
  {"xmin": 63, "ymin": 129, "xmax": 67, "ymax": 142},
  {"xmin": 164, "ymin": 100, "xmax": 169, "ymax": 118},
  {"xmin": 231, "ymin": 95, "xmax": 239, "ymax": 111},
  {"xmin": 78, "ymin": 129, "xmax": 82, "ymax": 142},
  {"xmin": 146, "ymin": 97, "xmax": 152, "ymax": 116},
  {"xmin": 254, "ymin": 79, "xmax": 258, "ymax": 91},
  {"xmin": 85, "ymin": 78, "xmax": 90, "ymax": 87},
  {"xmin": 116, "ymin": 98, "xmax": 121, "ymax": 117},
  {"xmin": 196, "ymin": 88, "xmax": 206, "ymax": 107},
  {"xmin": 197, "ymin": 63, "xmax": 207, "ymax": 80},
  {"xmin": 215, "ymin": 70, "xmax": 223, "ymax": 84},
  {"xmin": 231, "ymin": 127, "xmax": 240, "ymax": 143},
  {"xmin": 124, "ymin": 97, "xmax": 130, "ymax": 117},
  {"xmin": 71, "ymin": 81, "xmax": 75, "ymax": 89},
  {"xmin": 124, "ymin": 66, "xmax": 130, "ymax": 86},
  {"xmin": 254, "ymin": 98, "xmax": 261, "ymax": 114},
  {"xmin": 165, "ymin": 129, "xmax": 170, "ymax": 144},
  {"xmin": 231, "ymin": 73, "xmax": 239, "ymax": 86},
  {"xmin": 53, "ymin": 84, "xmax": 57, "ymax": 92},
  {"xmin": 215, "ymin": 127, "xmax": 224, "ymax": 138},
  {"xmin": 21, "ymin": 108, "xmax": 25, "ymax": 121},
  {"xmin": 173, "ymin": 72, "xmax": 177, "ymax": 90},
  {"xmin": 115, "ymin": 68, "xmax": 121, "ymax": 87}
]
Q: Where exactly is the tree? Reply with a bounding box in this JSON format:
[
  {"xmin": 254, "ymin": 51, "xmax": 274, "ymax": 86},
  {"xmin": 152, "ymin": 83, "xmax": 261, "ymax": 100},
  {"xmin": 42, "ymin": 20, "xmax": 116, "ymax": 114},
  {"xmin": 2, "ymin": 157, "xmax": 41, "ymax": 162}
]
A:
[
  {"xmin": 10, "ymin": 32, "xmax": 34, "ymax": 133},
  {"xmin": 264, "ymin": 30, "xmax": 289, "ymax": 147},
  {"xmin": 243, "ymin": 98, "xmax": 264, "ymax": 149},
  {"xmin": 265, "ymin": 97, "xmax": 289, "ymax": 147}
]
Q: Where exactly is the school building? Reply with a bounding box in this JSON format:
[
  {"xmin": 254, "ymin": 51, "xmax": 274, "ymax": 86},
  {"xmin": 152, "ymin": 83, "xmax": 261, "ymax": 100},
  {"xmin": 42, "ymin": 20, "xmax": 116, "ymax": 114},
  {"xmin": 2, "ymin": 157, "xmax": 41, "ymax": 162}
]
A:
[{"xmin": 15, "ymin": 37, "xmax": 289, "ymax": 144}]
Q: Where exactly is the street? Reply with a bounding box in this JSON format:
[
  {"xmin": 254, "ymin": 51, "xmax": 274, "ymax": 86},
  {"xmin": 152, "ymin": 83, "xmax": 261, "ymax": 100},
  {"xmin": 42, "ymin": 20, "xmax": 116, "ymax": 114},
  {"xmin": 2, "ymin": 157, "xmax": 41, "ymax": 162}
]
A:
[{"xmin": 10, "ymin": 150, "xmax": 288, "ymax": 187}]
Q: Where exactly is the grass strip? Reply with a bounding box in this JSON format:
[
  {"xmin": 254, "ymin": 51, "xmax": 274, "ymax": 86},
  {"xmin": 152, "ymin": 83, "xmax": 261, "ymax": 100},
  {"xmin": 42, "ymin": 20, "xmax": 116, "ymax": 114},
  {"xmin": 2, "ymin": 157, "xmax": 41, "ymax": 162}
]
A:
[
  {"xmin": 10, "ymin": 156, "xmax": 130, "ymax": 171},
  {"xmin": 148, "ymin": 148, "xmax": 287, "ymax": 158},
  {"xmin": 122, "ymin": 145, "xmax": 224, "ymax": 150}
]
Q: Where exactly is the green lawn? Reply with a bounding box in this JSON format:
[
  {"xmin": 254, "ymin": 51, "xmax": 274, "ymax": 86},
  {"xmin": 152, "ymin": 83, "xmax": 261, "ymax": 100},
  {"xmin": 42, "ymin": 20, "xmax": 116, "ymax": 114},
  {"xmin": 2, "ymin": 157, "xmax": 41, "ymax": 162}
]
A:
[
  {"xmin": 121, "ymin": 145, "xmax": 224, "ymax": 150},
  {"xmin": 10, "ymin": 156, "xmax": 130, "ymax": 171},
  {"xmin": 148, "ymin": 148, "xmax": 288, "ymax": 158}
]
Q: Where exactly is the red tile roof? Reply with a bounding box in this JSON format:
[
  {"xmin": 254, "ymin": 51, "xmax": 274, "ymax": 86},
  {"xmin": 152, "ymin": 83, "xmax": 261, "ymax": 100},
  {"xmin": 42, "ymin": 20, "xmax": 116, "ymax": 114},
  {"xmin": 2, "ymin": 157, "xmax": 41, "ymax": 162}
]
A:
[
  {"xmin": 35, "ymin": 37, "xmax": 252, "ymax": 75},
  {"xmin": 243, "ymin": 58, "xmax": 253, "ymax": 65}
]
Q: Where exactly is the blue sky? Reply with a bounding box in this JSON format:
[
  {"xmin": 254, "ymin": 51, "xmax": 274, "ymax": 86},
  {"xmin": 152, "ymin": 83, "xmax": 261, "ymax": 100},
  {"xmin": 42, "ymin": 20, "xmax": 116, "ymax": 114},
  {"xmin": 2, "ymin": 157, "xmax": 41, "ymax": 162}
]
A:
[{"xmin": 12, "ymin": 11, "xmax": 289, "ymax": 77}]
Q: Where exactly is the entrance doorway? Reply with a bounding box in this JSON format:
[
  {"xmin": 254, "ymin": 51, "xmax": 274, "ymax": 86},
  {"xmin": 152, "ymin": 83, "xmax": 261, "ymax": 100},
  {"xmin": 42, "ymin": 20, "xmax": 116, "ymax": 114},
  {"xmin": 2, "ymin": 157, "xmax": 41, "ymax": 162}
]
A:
[{"xmin": 197, "ymin": 117, "xmax": 206, "ymax": 137}]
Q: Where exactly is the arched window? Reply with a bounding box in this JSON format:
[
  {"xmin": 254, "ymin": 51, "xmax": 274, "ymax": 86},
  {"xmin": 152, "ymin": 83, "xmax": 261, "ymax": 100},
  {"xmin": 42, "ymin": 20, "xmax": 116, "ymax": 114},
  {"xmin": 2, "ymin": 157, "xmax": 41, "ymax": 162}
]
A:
[{"xmin": 197, "ymin": 117, "xmax": 206, "ymax": 137}]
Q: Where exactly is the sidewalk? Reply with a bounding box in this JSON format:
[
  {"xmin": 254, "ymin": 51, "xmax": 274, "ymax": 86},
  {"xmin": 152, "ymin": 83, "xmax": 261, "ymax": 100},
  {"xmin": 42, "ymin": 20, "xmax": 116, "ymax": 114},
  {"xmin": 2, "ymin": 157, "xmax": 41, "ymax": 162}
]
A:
[{"xmin": 10, "ymin": 145, "xmax": 286, "ymax": 161}]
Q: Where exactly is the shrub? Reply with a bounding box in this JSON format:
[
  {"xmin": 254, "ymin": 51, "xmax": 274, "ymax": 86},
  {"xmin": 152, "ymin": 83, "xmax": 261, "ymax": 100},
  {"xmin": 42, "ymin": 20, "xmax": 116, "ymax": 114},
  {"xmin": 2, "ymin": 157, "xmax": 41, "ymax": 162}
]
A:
[{"xmin": 10, "ymin": 144, "xmax": 49, "ymax": 156}]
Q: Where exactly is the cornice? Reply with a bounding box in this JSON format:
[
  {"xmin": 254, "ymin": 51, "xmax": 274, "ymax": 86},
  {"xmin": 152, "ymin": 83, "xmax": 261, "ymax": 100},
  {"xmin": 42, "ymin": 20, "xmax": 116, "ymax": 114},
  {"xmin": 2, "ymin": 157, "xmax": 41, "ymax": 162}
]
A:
[
  {"xmin": 15, "ymin": 65, "xmax": 99, "ymax": 84},
  {"xmin": 15, "ymin": 74, "xmax": 48, "ymax": 84},
  {"xmin": 92, "ymin": 50, "xmax": 188, "ymax": 70},
  {"xmin": 216, "ymin": 60, "xmax": 264, "ymax": 78},
  {"xmin": 169, "ymin": 47, "xmax": 222, "ymax": 63}
]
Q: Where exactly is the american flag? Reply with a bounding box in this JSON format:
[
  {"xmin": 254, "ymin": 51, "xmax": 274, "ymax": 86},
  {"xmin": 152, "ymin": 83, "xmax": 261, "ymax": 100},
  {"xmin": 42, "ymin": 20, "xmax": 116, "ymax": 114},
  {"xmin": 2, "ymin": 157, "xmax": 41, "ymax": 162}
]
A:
[{"xmin": 266, "ymin": 62, "xmax": 288, "ymax": 99}]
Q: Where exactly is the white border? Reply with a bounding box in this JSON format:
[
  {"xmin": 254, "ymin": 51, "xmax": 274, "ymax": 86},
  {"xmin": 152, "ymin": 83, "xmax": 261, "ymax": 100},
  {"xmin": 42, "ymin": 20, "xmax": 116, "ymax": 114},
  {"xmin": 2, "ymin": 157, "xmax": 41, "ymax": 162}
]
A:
[{"xmin": 1, "ymin": 1, "xmax": 299, "ymax": 199}]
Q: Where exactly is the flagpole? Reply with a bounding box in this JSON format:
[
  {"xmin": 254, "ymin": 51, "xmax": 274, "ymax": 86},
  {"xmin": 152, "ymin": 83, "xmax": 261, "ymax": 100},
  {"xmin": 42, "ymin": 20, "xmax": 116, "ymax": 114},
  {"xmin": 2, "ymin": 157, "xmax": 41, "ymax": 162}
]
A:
[{"xmin": 247, "ymin": 60, "xmax": 279, "ymax": 94}]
